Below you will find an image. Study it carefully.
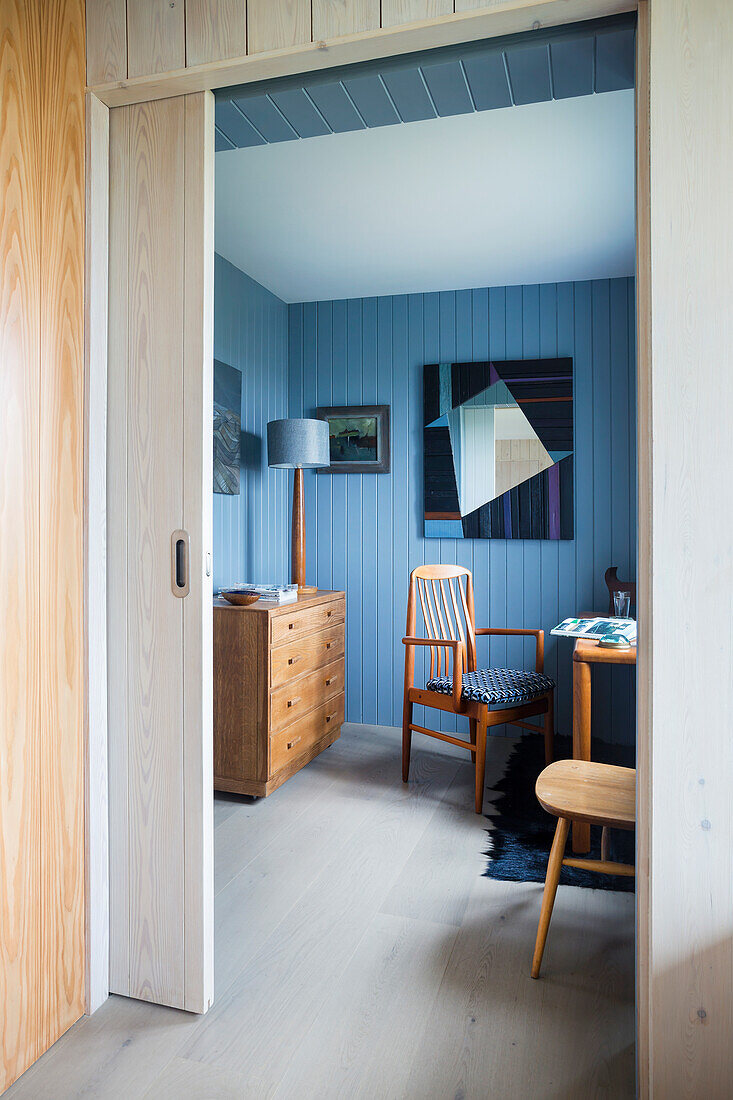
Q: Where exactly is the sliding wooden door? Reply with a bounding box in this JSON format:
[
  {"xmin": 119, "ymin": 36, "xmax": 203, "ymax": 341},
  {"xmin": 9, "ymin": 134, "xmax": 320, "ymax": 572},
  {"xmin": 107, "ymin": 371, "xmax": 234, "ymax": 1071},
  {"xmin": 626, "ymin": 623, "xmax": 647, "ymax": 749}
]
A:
[
  {"xmin": 107, "ymin": 92, "xmax": 214, "ymax": 1013},
  {"xmin": 0, "ymin": 0, "xmax": 85, "ymax": 1091}
]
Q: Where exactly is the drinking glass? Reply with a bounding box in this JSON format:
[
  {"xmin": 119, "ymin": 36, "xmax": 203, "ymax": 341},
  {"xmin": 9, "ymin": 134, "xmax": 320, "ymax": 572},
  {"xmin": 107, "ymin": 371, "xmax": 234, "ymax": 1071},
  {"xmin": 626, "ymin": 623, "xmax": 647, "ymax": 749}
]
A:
[{"xmin": 614, "ymin": 590, "xmax": 631, "ymax": 618}]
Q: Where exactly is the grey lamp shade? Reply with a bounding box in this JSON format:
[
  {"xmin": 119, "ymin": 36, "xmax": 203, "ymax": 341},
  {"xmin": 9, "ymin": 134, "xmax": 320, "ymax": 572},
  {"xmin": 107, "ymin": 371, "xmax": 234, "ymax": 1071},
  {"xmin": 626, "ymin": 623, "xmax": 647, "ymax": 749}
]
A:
[{"xmin": 267, "ymin": 417, "xmax": 329, "ymax": 469}]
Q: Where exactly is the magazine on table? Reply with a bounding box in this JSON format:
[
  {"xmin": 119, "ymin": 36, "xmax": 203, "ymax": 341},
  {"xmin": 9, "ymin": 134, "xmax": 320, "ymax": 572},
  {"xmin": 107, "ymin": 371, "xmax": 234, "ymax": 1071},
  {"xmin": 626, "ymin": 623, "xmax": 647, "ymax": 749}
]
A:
[
  {"xmin": 220, "ymin": 583, "xmax": 298, "ymax": 604},
  {"xmin": 551, "ymin": 616, "xmax": 637, "ymax": 643}
]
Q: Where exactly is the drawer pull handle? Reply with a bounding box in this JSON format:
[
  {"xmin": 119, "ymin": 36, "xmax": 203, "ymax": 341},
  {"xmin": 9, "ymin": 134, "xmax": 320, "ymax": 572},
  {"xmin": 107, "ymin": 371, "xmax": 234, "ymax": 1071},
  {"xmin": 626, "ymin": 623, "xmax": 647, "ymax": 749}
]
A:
[
  {"xmin": 287, "ymin": 696, "xmax": 300, "ymax": 708},
  {"xmin": 326, "ymin": 642, "xmax": 332, "ymax": 650},
  {"xmin": 287, "ymin": 736, "xmax": 301, "ymax": 750},
  {"xmin": 288, "ymin": 622, "xmax": 295, "ymax": 630},
  {"xmin": 326, "ymin": 714, "xmax": 334, "ymax": 724},
  {"xmin": 287, "ymin": 656, "xmax": 299, "ymax": 666},
  {"xmin": 325, "ymin": 678, "xmax": 333, "ymax": 687},
  {"xmin": 326, "ymin": 610, "xmax": 332, "ymax": 618}
]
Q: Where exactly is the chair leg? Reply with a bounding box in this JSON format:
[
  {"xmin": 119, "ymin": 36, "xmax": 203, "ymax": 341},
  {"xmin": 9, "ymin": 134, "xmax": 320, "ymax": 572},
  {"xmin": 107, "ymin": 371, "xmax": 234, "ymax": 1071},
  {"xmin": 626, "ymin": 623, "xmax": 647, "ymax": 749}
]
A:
[
  {"xmin": 474, "ymin": 715, "xmax": 487, "ymax": 814},
  {"xmin": 469, "ymin": 718, "xmax": 477, "ymax": 745},
  {"xmin": 601, "ymin": 826, "xmax": 610, "ymax": 862},
  {"xmin": 531, "ymin": 815, "xmax": 570, "ymax": 979},
  {"xmin": 402, "ymin": 699, "xmax": 413, "ymax": 783},
  {"xmin": 543, "ymin": 692, "xmax": 555, "ymax": 766}
]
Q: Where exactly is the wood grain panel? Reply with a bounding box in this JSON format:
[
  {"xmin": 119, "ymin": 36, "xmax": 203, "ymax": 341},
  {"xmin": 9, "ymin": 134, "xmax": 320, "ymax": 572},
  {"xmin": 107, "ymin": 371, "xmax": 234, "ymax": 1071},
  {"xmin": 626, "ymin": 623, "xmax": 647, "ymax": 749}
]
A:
[
  {"xmin": 381, "ymin": 0, "xmax": 453, "ymax": 28},
  {"xmin": 108, "ymin": 92, "xmax": 214, "ymax": 1014},
  {"xmin": 107, "ymin": 102, "xmax": 131, "ymax": 997},
  {"xmin": 186, "ymin": 0, "xmax": 247, "ymax": 67},
  {"xmin": 84, "ymin": 90, "xmax": 110, "ymax": 1016},
  {"xmin": 126, "ymin": 96, "xmax": 186, "ymax": 1007},
  {"xmin": 0, "ymin": 1, "xmax": 42, "ymax": 1089},
  {"xmin": 635, "ymin": 3, "xmax": 651, "ymax": 1093},
  {"xmin": 646, "ymin": 0, "xmax": 733, "ymax": 1094},
  {"xmin": 86, "ymin": 0, "xmax": 126, "ymax": 84},
  {"xmin": 247, "ymin": 0, "xmax": 311, "ymax": 54},
  {"xmin": 1, "ymin": 0, "xmax": 85, "ymax": 1089},
  {"xmin": 312, "ymin": 0, "xmax": 379, "ymax": 40},
  {"xmin": 127, "ymin": 0, "xmax": 185, "ymax": 78},
  {"xmin": 38, "ymin": 0, "xmax": 86, "ymax": 1051},
  {"xmin": 182, "ymin": 90, "xmax": 215, "ymax": 1014}
]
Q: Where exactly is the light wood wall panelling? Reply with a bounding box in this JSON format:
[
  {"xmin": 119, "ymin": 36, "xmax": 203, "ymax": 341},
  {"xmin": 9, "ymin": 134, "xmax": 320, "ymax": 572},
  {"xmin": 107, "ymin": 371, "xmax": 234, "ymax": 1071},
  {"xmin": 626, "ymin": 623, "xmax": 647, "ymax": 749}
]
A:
[
  {"xmin": 107, "ymin": 102, "xmax": 131, "ymax": 998},
  {"xmin": 108, "ymin": 92, "xmax": 214, "ymax": 1013},
  {"xmin": 84, "ymin": 90, "xmax": 110, "ymax": 1016},
  {"xmin": 248, "ymin": 0, "xmax": 311, "ymax": 54},
  {"xmin": 86, "ymin": 0, "xmax": 127, "ymax": 84},
  {"xmin": 182, "ymin": 91, "xmax": 215, "ymax": 1013},
  {"xmin": 126, "ymin": 96, "xmax": 186, "ymax": 1007},
  {"xmin": 186, "ymin": 0, "xmax": 247, "ymax": 67},
  {"xmin": 635, "ymin": 2, "xmax": 651, "ymax": 1091},
  {"xmin": 312, "ymin": 0, "xmax": 380, "ymax": 41},
  {"xmin": 0, "ymin": 0, "xmax": 42, "ymax": 1089},
  {"xmin": 39, "ymin": 0, "xmax": 86, "ymax": 1050},
  {"xmin": 645, "ymin": 0, "xmax": 733, "ymax": 1094},
  {"xmin": 127, "ymin": 0, "xmax": 185, "ymax": 78},
  {"xmin": 89, "ymin": 1, "xmax": 635, "ymax": 106},
  {"xmin": 381, "ymin": 0, "xmax": 454, "ymax": 28}
]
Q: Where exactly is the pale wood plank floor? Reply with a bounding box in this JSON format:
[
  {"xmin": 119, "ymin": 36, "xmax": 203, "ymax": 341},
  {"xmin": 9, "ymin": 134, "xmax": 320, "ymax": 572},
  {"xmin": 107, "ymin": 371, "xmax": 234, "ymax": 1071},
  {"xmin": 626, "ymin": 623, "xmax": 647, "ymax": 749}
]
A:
[{"xmin": 6, "ymin": 724, "xmax": 635, "ymax": 1099}]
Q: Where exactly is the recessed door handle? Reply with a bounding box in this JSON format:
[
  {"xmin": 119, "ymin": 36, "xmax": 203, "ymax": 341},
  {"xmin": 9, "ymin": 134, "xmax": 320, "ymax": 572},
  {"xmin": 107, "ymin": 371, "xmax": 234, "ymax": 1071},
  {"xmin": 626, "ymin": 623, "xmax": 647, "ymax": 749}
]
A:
[
  {"xmin": 171, "ymin": 530, "xmax": 190, "ymax": 597},
  {"xmin": 287, "ymin": 736, "xmax": 301, "ymax": 751},
  {"xmin": 287, "ymin": 697, "xmax": 300, "ymax": 708}
]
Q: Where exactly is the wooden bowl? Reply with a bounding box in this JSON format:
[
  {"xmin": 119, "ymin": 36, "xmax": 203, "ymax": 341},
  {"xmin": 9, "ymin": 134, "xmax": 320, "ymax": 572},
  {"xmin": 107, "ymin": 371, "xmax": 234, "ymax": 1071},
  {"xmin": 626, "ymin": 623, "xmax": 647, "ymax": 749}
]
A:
[{"xmin": 219, "ymin": 589, "xmax": 259, "ymax": 606}]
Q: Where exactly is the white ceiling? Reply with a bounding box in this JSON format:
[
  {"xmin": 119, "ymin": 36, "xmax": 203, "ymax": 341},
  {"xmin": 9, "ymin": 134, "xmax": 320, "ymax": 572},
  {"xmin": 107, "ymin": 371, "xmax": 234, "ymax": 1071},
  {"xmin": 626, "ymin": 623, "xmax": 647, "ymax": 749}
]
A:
[{"xmin": 215, "ymin": 89, "xmax": 635, "ymax": 304}]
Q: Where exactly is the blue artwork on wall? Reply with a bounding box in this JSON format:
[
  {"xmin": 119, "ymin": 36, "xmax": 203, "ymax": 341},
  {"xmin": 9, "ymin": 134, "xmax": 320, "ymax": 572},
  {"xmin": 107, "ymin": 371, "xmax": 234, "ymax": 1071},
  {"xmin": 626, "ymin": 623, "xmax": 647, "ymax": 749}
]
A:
[
  {"xmin": 423, "ymin": 359, "xmax": 574, "ymax": 539},
  {"xmin": 213, "ymin": 358, "xmax": 242, "ymax": 495}
]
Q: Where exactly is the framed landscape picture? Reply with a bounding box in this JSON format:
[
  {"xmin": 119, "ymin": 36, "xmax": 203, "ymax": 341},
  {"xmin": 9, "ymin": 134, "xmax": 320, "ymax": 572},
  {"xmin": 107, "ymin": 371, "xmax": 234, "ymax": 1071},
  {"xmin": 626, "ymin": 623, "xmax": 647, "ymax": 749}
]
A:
[{"xmin": 315, "ymin": 405, "xmax": 390, "ymax": 474}]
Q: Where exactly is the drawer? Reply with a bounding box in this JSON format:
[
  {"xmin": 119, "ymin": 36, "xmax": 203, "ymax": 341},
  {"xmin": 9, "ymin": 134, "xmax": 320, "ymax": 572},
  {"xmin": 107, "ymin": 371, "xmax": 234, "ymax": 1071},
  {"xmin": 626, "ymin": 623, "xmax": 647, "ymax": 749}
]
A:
[
  {"xmin": 270, "ymin": 597, "xmax": 344, "ymax": 647},
  {"xmin": 270, "ymin": 693, "xmax": 345, "ymax": 775},
  {"xmin": 270, "ymin": 622, "xmax": 345, "ymax": 689},
  {"xmin": 270, "ymin": 658, "xmax": 344, "ymax": 733}
]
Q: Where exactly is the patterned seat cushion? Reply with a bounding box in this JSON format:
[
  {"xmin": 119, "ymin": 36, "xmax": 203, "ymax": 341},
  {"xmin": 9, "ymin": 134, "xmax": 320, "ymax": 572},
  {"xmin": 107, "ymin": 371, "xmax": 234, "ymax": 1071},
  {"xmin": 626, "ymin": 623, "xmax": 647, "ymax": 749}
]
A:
[{"xmin": 425, "ymin": 667, "xmax": 555, "ymax": 707}]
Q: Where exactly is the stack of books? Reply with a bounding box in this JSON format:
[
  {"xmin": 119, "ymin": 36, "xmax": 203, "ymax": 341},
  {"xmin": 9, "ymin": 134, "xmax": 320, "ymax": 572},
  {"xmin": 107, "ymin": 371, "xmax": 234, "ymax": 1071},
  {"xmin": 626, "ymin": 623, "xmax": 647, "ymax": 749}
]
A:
[{"xmin": 220, "ymin": 583, "xmax": 298, "ymax": 605}]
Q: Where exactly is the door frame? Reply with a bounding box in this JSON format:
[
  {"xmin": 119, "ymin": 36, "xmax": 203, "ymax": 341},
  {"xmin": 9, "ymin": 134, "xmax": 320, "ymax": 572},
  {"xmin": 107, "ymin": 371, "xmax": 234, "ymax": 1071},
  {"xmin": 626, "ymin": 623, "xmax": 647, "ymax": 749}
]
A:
[{"xmin": 85, "ymin": 0, "xmax": 652, "ymax": 1077}]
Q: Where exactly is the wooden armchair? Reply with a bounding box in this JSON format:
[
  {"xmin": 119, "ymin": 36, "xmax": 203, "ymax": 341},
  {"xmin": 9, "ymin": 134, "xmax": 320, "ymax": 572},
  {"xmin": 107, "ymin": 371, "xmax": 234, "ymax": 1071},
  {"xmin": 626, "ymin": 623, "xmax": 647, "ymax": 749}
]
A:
[{"xmin": 402, "ymin": 565, "xmax": 555, "ymax": 814}]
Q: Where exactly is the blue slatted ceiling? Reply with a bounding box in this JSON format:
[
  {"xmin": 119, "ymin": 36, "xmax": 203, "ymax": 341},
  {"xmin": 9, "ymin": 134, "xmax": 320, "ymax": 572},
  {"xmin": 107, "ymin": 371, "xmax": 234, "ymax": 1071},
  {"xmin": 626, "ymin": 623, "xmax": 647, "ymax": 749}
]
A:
[
  {"xmin": 504, "ymin": 44, "xmax": 552, "ymax": 105},
  {"xmin": 215, "ymin": 15, "xmax": 635, "ymax": 151}
]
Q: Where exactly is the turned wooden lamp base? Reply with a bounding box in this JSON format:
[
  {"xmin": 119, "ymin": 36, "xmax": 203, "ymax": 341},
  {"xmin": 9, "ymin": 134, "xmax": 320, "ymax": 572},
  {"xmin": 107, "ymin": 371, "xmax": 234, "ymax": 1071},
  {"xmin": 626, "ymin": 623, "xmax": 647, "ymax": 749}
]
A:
[{"xmin": 291, "ymin": 467, "xmax": 317, "ymax": 593}]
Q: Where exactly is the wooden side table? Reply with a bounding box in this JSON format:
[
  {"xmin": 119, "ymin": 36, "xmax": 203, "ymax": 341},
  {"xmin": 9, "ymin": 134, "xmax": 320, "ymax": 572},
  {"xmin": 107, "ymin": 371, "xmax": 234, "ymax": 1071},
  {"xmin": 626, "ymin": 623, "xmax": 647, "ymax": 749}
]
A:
[{"xmin": 572, "ymin": 638, "xmax": 637, "ymax": 852}]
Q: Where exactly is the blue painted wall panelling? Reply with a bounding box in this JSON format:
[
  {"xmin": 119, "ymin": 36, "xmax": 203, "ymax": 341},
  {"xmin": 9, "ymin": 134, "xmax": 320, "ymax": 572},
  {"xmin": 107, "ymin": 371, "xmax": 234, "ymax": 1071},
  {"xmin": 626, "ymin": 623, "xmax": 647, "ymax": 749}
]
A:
[
  {"xmin": 287, "ymin": 279, "xmax": 637, "ymax": 746},
  {"xmin": 213, "ymin": 254, "xmax": 289, "ymax": 591}
]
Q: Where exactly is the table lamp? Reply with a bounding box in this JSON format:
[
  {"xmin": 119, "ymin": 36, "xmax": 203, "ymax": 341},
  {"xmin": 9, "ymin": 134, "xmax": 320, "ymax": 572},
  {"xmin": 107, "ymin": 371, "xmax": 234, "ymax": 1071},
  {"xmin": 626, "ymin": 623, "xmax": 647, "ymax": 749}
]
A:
[{"xmin": 267, "ymin": 417, "xmax": 329, "ymax": 592}]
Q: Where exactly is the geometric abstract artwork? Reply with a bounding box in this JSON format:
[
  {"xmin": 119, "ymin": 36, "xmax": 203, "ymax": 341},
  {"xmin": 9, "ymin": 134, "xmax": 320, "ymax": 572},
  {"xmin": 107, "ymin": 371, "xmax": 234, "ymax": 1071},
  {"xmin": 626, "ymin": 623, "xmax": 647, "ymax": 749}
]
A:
[
  {"xmin": 424, "ymin": 359, "xmax": 574, "ymax": 539},
  {"xmin": 213, "ymin": 358, "xmax": 242, "ymax": 495}
]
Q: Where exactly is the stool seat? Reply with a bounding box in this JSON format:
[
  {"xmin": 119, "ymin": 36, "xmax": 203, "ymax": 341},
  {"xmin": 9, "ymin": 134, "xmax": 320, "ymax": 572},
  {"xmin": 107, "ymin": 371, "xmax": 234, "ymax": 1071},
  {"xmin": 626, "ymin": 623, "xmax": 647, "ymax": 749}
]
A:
[
  {"xmin": 531, "ymin": 759, "xmax": 636, "ymax": 979},
  {"xmin": 536, "ymin": 760, "xmax": 635, "ymax": 830}
]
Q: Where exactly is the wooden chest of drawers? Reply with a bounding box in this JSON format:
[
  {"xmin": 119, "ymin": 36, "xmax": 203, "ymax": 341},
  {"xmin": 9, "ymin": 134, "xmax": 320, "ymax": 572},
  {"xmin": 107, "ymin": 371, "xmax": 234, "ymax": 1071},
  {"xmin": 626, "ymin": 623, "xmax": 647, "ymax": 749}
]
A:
[{"xmin": 213, "ymin": 590, "xmax": 345, "ymax": 797}]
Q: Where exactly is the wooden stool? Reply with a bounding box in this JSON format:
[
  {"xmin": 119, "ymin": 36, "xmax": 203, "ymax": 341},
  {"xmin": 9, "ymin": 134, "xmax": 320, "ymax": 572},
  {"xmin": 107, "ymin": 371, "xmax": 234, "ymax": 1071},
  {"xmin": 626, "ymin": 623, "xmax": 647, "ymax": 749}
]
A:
[{"xmin": 531, "ymin": 760, "xmax": 635, "ymax": 979}]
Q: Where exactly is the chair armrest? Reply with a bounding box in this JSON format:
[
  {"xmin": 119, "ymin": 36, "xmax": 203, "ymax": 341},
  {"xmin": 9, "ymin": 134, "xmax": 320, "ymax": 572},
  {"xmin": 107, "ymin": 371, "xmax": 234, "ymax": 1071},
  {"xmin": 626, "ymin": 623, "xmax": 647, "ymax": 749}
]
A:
[
  {"xmin": 402, "ymin": 636, "xmax": 464, "ymax": 705},
  {"xmin": 474, "ymin": 627, "xmax": 545, "ymax": 673}
]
